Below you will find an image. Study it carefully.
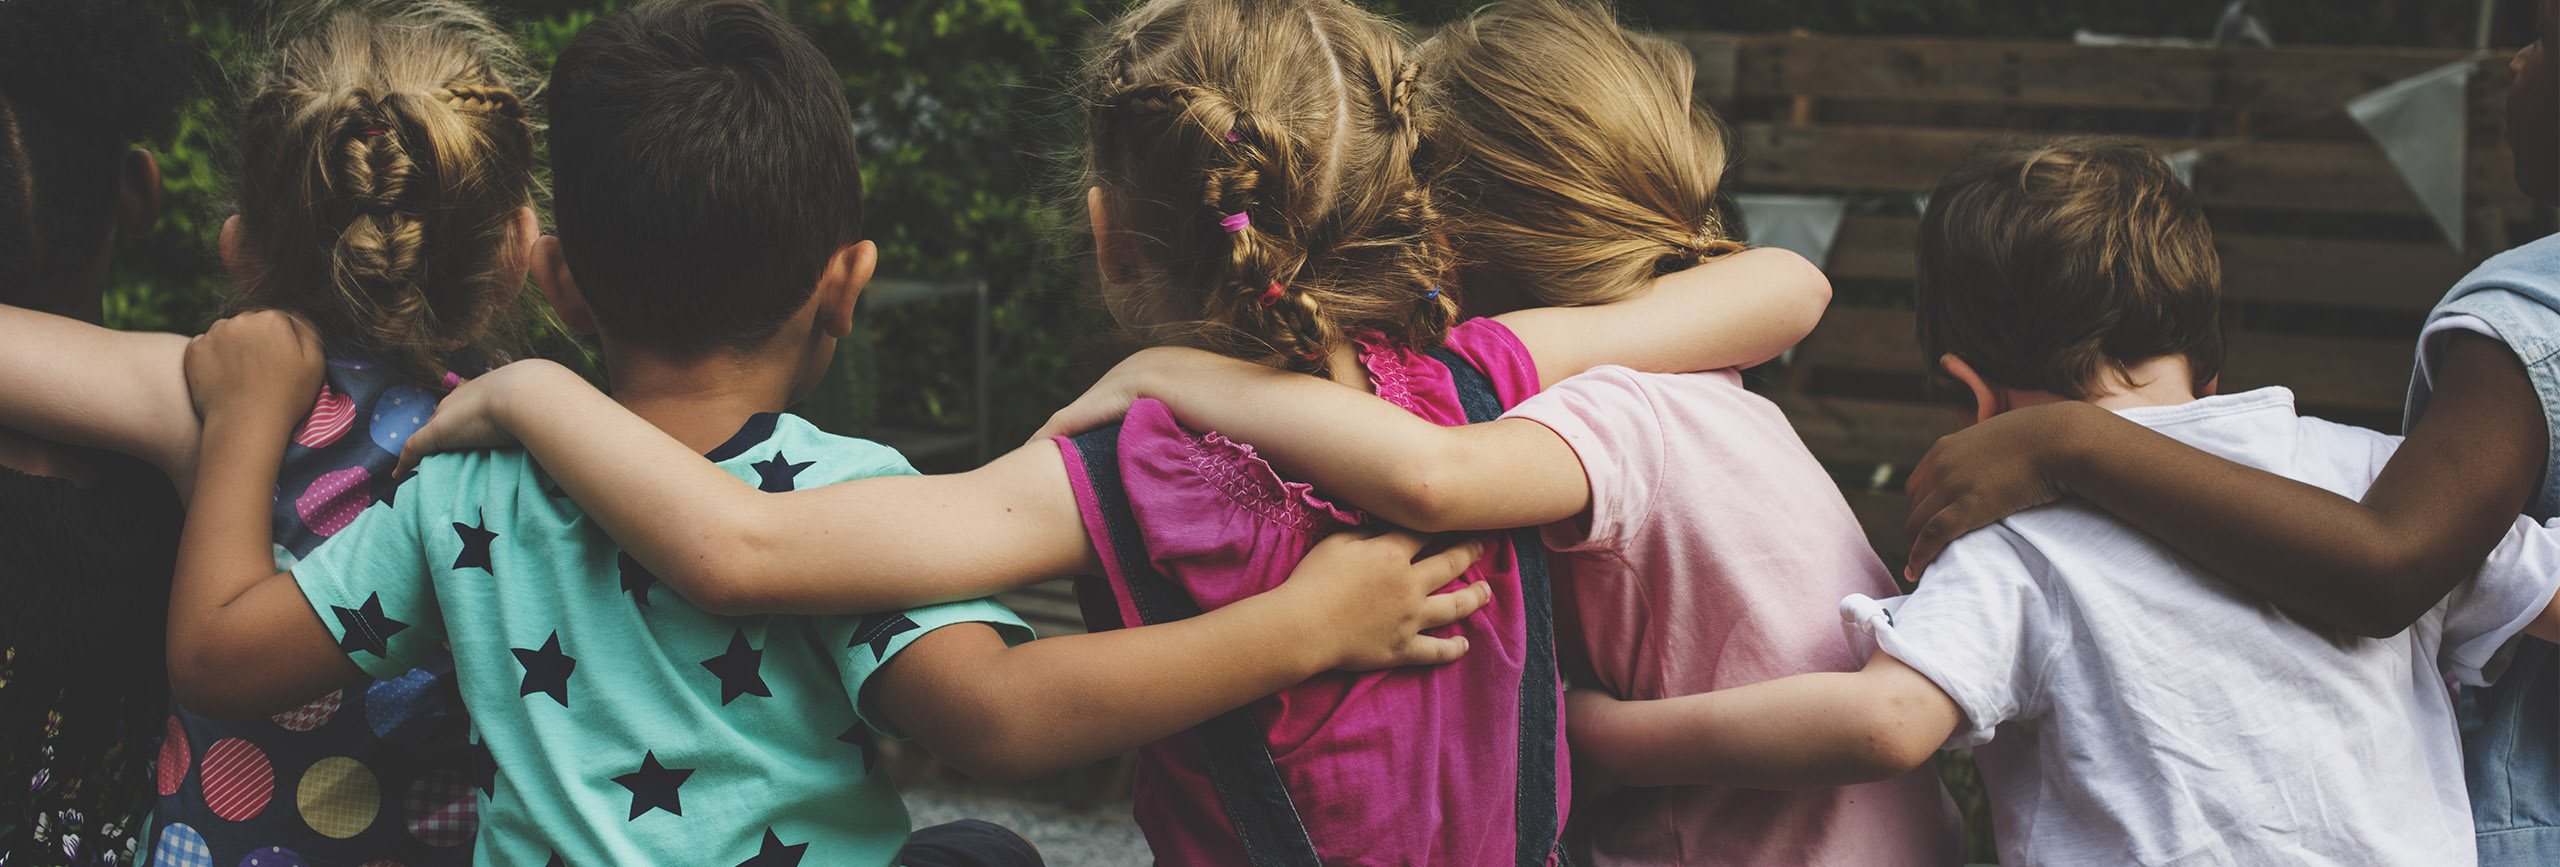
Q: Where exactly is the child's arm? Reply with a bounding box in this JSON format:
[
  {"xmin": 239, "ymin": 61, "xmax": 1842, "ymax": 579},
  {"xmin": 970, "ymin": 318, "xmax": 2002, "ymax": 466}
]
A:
[
  {"xmin": 869, "ymin": 529, "xmax": 1489, "ymax": 782},
  {"xmin": 1565, "ymin": 652, "xmax": 1961, "ymax": 791},
  {"xmin": 395, "ymin": 359, "xmax": 1102, "ymax": 616},
  {"xmin": 1035, "ymin": 347, "xmax": 1586, "ymax": 532},
  {"xmin": 1496, "ymin": 246, "xmax": 1831, "ymax": 388},
  {"xmin": 166, "ymin": 311, "xmax": 360, "ymax": 720},
  {"xmin": 1902, "ymin": 334, "xmax": 2545, "ymax": 638},
  {"xmin": 0, "ymin": 304, "xmax": 199, "ymax": 487}
]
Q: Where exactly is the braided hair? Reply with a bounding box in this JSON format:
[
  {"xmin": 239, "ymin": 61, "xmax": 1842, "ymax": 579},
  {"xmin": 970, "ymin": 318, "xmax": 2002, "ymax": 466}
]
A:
[
  {"xmin": 232, "ymin": 3, "xmax": 535, "ymax": 384},
  {"xmin": 0, "ymin": 0, "xmax": 191, "ymax": 307},
  {"xmin": 1082, "ymin": 0, "xmax": 1455, "ymax": 376}
]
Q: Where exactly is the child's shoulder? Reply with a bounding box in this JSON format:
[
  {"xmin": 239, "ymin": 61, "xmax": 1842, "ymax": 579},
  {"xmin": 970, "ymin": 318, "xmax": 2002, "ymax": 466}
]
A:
[{"xmin": 705, "ymin": 412, "xmax": 920, "ymax": 492}]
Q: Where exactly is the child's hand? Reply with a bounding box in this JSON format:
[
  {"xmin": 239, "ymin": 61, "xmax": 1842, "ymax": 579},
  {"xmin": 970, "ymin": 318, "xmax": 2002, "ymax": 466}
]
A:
[
  {"xmin": 1030, "ymin": 345, "xmax": 1251, "ymax": 442},
  {"xmin": 1902, "ymin": 400, "xmax": 2101, "ymax": 579},
  {"xmin": 1274, "ymin": 528, "xmax": 1490, "ymax": 672},
  {"xmin": 394, "ymin": 358, "xmax": 578, "ymax": 475},
  {"xmin": 183, "ymin": 310, "xmax": 324, "ymax": 432}
]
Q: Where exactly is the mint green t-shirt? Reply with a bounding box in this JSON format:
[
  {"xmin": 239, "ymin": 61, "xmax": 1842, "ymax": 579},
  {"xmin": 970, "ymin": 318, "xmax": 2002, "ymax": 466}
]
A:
[{"xmin": 291, "ymin": 412, "xmax": 1031, "ymax": 867}]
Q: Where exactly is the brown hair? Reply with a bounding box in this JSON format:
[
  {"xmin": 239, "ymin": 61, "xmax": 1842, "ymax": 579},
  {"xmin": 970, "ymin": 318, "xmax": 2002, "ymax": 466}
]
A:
[
  {"xmin": 233, "ymin": 3, "xmax": 535, "ymax": 383},
  {"xmin": 1081, "ymin": 0, "xmax": 1455, "ymax": 375},
  {"xmin": 1418, "ymin": 0, "xmax": 1741, "ymax": 309},
  {"xmin": 1915, "ymin": 137, "xmax": 2223, "ymax": 399}
]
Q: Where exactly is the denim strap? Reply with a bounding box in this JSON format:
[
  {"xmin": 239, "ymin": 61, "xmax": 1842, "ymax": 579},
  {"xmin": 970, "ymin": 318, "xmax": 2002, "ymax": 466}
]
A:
[
  {"xmin": 1425, "ymin": 347, "xmax": 1566, "ymax": 866},
  {"xmin": 1069, "ymin": 425, "xmax": 1324, "ymax": 867}
]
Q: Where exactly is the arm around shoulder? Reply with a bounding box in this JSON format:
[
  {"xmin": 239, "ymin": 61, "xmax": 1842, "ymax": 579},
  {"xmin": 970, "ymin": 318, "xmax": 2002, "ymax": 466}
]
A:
[
  {"xmin": 1496, "ymin": 247, "xmax": 1830, "ymax": 387},
  {"xmin": 1567, "ymin": 652, "xmax": 1959, "ymax": 791}
]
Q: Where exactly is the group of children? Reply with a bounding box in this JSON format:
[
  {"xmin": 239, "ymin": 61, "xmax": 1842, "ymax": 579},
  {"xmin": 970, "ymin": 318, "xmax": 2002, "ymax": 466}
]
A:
[{"xmin": 2, "ymin": 0, "xmax": 2558, "ymax": 864}]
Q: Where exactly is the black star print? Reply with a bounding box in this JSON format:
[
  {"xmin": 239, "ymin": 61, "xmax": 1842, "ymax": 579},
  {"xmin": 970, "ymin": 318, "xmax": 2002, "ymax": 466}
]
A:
[
  {"xmin": 735, "ymin": 828, "xmax": 809, "ymax": 867},
  {"xmin": 452, "ymin": 517, "xmax": 499, "ymax": 573},
  {"xmin": 546, "ymin": 853, "xmax": 566, "ymax": 867},
  {"xmin": 379, "ymin": 471, "xmax": 417, "ymax": 509},
  {"xmin": 848, "ymin": 614, "xmax": 918, "ymax": 661},
  {"xmin": 751, "ymin": 452, "xmax": 815, "ymax": 493},
  {"xmin": 331, "ymin": 592, "xmax": 409, "ymax": 658},
  {"xmin": 470, "ymin": 740, "xmax": 498, "ymax": 797},
  {"xmin": 613, "ymin": 750, "xmax": 694, "ymax": 820},
  {"xmin": 618, "ymin": 552, "xmax": 658, "ymax": 607},
  {"xmin": 700, "ymin": 629, "xmax": 771, "ymax": 705},
  {"xmin": 512, "ymin": 631, "xmax": 577, "ymax": 707},
  {"xmin": 838, "ymin": 725, "xmax": 879, "ymax": 773}
]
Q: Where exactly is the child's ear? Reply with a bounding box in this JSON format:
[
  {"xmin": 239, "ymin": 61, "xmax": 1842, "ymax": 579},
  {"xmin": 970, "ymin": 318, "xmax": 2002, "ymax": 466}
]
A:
[
  {"xmin": 1939, "ymin": 353, "xmax": 2005, "ymax": 423},
  {"xmin": 218, "ymin": 215, "xmax": 259, "ymax": 295},
  {"xmin": 1089, "ymin": 186, "xmax": 1136, "ymax": 286},
  {"xmin": 117, "ymin": 149, "xmax": 162, "ymax": 237},
  {"xmin": 487, "ymin": 206, "xmax": 541, "ymax": 312},
  {"xmin": 532, "ymin": 236, "xmax": 597, "ymax": 336},
  {"xmin": 814, "ymin": 240, "xmax": 875, "ymax": 340}
]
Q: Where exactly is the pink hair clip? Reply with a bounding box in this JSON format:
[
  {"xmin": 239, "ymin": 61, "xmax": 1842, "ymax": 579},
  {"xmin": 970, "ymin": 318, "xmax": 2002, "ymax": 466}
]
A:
[
  {"xmin": 1225, "ymin": 131, "xmax": 1241, "ymax": 143},
  {"xmin": 1219, "ymin": 212, "xmax": 1252, "ymax": 233},
  {"xmin": 360, "ymin": 127, "xmax": 389, "ymax": 137},
  {"xmin": 1259, "ymin": 281, "xmax": 1285, "ymax": 307},
  {"xmin": 440, "ymin": 371, "xmax": 465, "ymax": 389}
]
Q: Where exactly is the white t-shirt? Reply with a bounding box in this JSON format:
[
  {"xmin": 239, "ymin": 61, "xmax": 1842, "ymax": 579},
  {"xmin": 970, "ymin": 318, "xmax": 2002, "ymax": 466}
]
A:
[{"xmin": 1868, "ymin": 387, "xmax": 2559, "ymax": 867}]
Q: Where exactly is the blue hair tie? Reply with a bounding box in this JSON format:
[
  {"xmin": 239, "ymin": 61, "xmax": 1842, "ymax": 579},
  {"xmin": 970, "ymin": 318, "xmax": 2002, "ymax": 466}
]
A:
[{"xmin": 1422, "ymin": 287, "xmax": 1443, "ymax": 301}]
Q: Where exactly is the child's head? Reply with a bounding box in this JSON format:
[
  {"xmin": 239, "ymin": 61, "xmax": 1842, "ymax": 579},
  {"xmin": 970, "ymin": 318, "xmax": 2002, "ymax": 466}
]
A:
[
  {"xmin": 1080, "ymin": 0, "xmax": 1453, "ymax": 375},
  {"xmin": 1915, "ymin": 137, "xmax": 2223, "ymax": 409},
  {"xmin": 2511, "ymin": 0, "xmax": 2559, "ymax": 204},
  {"xmin": 0, "ymin": 0, "xmax": 189, "ymax": 313},
  {"xmin": 1416, "ymin": 0, "xmax": 1740, "ymax": 313},
  {"xmin": 229, "ymin": 3, "xmax": 536, "ymax": 383},
  {"xmin": 546, "ymin": 0, "xmax": 867, "ymax": 375}
]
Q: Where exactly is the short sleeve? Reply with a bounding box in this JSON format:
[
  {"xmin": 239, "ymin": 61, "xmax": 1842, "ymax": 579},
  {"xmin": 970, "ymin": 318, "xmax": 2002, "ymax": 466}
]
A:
[
  {"xmin": 1860, "ymin": 526, "xmax": 2062, "ymax": 749},
  {"xmin": 831, "ymin": 598, "xmax": 1034, "ymax": 740},
  {"xmin": 290, "ymin": 463, "xmax": 449, "ymax": 680},
  {"xmin": 2441, "ymin": 515, "xmax": 2560, "ymax": 687},
  {"xmin": 1501, "ymin": 366, "xmax": 1664, "ymax": 552}
]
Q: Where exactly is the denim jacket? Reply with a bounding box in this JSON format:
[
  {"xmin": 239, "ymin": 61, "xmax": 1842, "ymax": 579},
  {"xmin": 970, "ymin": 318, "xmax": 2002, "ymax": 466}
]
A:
[{"xmin": 2411, "ymin": 233, "xmax": 2560, "ymax": 864}]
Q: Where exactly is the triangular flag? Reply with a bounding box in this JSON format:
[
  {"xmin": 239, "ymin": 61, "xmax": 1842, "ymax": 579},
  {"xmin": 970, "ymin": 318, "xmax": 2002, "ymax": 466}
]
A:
[
  {"xmin": 1733, "ymin": 193, "xmax": 1850, "ymax": 270},
  {"xmin": 2347, "ymin": 60, "xmax": 2472, "ymax": 248},
  {"xmin": 2165, "ymin": 149, "xmax": 2203, "ymax": 188}
]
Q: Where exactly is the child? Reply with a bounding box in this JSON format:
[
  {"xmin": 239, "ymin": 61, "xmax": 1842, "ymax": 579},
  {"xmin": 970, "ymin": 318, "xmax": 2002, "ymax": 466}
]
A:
[
  {"xmin": 1032, "ymin": 2, "xmax": 1959, "ymax": 864},
  {"xmin": 0, "ymin": 0, "xmax": 191, "ymax": 860},
  {"xmin": 164, "ymin": 2, "xmax": 1488, "ymax": 864},
  {"xmin": 389, "ymin": 0, "xmax": 1831, "ymax": 861},
  {"xmin": 1896, "ymin": 5, "xmax": 2560, "ymax": 860},
  {"xmin": 0, "ymin": 5, "xmax": 540, "ymax": 864},
  {"xmin": 1569, "ymin": 137, "xmax": 2560, "ymax": 866}
]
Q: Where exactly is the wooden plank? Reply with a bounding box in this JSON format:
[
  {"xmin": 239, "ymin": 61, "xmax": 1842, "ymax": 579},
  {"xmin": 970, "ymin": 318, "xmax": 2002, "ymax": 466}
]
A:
[
  {"xmin": 1734, "ymin": 123, "xmax": 2530, "ymax": 217},
  {"xmin": 1686, "ymin": 34, "xmax": 1740, "ymax": 104},
  {"xmin": 1820, "ymin": 216, "xmax": 2469, "ymax": 312},
  {"xmin": 1730, "ymin": 34, "xmax": 2486, "ymax": 114},
  {"xmin": 1774, "ymin": 392, "xmax": 1964, "ymax": 467},
  {"xmin": 1844, "ymin": 490, "xmax": 1913, "ymax": 564},
  {"xmin": 1794, "ymin": 307, "xmax": 2411, "ymax": 412}
]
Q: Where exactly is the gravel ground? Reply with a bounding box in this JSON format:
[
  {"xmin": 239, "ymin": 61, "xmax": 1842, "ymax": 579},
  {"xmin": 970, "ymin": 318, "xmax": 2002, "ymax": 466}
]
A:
[{"xmin": 904, "ymin": 779, "xmax": 1151, "ymax": 867}]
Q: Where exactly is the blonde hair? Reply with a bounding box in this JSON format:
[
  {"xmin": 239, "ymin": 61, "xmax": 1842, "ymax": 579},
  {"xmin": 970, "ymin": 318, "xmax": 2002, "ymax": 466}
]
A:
[
  {"xmin": 233, "ymin": 2, "xmax": 535, "ymax": 382},
  {"xmin": 1419, "ymin": 0, "xmax": 1741, "ymax": 308},
  {"xmin": 1081, "ymin": 0, "xmax": 1456, "ymax": 375}
]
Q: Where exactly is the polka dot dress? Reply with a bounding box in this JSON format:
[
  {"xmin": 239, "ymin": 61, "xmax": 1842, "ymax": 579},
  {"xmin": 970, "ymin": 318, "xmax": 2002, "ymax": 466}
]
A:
[{"xmin": 143, "ymin": 357, "xmax": 480, "ymax": 867}]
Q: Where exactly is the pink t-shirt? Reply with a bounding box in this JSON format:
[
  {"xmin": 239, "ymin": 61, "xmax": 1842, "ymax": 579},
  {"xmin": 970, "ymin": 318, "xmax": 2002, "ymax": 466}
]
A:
[
  {"xmin": 1505, "ymin": 366, "xmax": 1962, "ymax": 867},
  {"xmin": 1054, "ymin": 320, "xmax": 1568, "ymax": 866}
]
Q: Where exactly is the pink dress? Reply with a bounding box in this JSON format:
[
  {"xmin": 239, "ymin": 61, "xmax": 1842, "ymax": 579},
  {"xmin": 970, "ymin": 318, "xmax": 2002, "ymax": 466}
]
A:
[
  {"xmin": 1506, "ymin": 366, "xmax": 1961, "ymax": 866},
  {"xmin": 1055, "ymin": 321, "xmax": 1568, "ymax": 866}
]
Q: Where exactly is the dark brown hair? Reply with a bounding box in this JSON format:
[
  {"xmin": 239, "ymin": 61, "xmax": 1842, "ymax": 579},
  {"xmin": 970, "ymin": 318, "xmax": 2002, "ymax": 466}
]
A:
[
  {"xmin": 235, "ymin": 4, "xmax": 536, "ymax": 383},
  {"xmin": 549, "ymin": 0, "xmax": 864, "ymax": 356},
  {"xmin": 0, "ymin": 0, "xmax": 190, "ymax": 307},
  {"xmin": 1418, "ymin": 0, "xmax": 1741, "ymax": 308},
  {"xmin": 1081, "ymin": 0, "xmax": 1455, "ymax": 375},
  {"xmin": 1915, "ymin": 137, "xmax": 2223, "ymax": 399}
]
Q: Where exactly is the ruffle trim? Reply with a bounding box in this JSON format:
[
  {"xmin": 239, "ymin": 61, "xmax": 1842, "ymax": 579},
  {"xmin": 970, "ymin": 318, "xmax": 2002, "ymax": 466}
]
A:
[{"xmin": 1178, "ymin": 426, "xmax": 1366, "ymax": 532}]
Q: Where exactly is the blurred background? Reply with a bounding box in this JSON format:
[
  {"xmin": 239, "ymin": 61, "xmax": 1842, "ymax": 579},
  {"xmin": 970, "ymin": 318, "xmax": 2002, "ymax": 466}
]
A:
[{"xmin": 121, "ymin": 2, "xmax": 2550, "ymax": 862}]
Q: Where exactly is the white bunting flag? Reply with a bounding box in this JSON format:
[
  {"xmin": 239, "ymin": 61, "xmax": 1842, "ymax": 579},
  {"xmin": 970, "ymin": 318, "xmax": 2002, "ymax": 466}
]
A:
[
  {"xmin": 2347, "ymin": 60, "xmax": 2473, "ymax": 248},
  {"xmin": 1733, "ymin": 194, "xmax": 1850, "ymax": 270}
]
